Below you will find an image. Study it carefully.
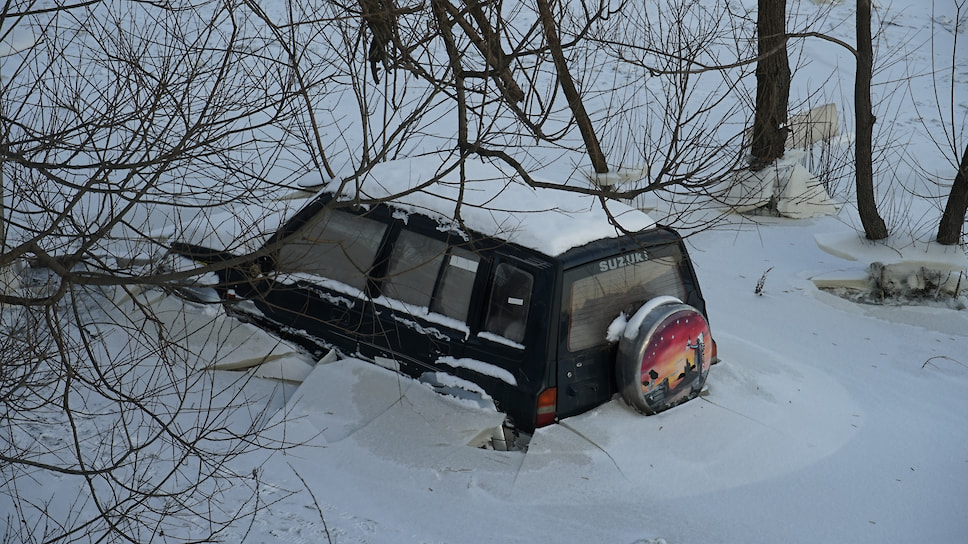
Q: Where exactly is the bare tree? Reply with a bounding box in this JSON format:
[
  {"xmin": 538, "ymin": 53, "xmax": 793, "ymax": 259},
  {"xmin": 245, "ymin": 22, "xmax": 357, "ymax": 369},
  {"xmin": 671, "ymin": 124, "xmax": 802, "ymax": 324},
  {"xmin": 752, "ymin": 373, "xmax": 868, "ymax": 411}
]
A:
[
  {"xmin": 9, "ymin": 0, "xmax": 924, "ymax": 535},
  {"xmin": 938, "ymin": 144, "xmax": 968, "ymax": 245},
  {"xmin": 536, "ymin": 0, "xmax": 608, "ymax": 174},
  {"xmin": 926, "ymin": 1, "xmax": 968, "ymax": 246},
  {"xmin": 854, "ymin": 0, "xmax": 889, "ymax": 240},
  {"xmin": 334, "ymin": 0, "xmax": 622, "ymax": 183},
  {"xmin": 1, "ymin": 2, "xmax": 325, "ymax": 541},
  {"xmin": 317, "ymin": 0, "xmax": 797, "ymax": 209},
  {"xmin": 585, "ymin": 0, "xmax": 755, "ymax": 207}
]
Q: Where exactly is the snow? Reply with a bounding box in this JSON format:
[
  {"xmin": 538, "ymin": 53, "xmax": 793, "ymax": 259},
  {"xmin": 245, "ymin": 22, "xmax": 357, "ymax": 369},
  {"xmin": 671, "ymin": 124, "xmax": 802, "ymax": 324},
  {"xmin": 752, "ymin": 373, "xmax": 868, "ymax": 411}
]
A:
[
  {"xmin": 4, "ymin": 1, "xmax": 968, "ymax": 543},
  {"xmin": 14, "ymin": 204, "xmax": 966, "ymax": 543},
  {"xmin": 436, "ymin": 355, "xmax": 518, "ymax": 387},
  {"xmin": 115, "ymin": 283, "xmax": 313, "ymax": 377},
  {"xmin": 321, "ymin": 154, "xmax": 657, "ymax": 256},
  {"xmin": 622, "ymin": 295, "xmax": 683, "ymax": 340},
  {"xmin": 475, "ymin": 330, "xmax": 525, "ymax": 349},
  {"xmin": 606, "ymin": 311, "xmax": 629, "ymax": 343},
  {"xmin": 813, "ymin": 232, "xmax": 968, "ymax": 298},
  {"xmin": 374, "ymin": 295, "xmax": 472, "ymax": 339},
  {"xmin": 814, "ymin": 231, "xmax": 968, "ymax": 272}
]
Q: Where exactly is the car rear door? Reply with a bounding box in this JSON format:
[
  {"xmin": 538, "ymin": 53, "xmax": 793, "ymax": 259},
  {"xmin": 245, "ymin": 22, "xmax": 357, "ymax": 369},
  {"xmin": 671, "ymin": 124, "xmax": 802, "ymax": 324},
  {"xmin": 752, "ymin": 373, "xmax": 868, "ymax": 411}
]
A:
[
  {"xmin": 369, "ymin": 229, "xmax": 479, "ymax": 375},
  {"xmin": 556, "ymin": 241, "xmax": 690, "ymax": 419}
]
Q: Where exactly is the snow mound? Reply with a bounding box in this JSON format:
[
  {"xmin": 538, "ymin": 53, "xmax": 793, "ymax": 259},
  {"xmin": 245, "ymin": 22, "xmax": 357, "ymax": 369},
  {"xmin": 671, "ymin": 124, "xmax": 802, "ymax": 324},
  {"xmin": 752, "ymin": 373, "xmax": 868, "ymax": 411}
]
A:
[
  {"xmin": 258, "ymin": 331, "xmax": 859, "ymax": 503},
  {"xmin": 814, "ymin": 232, "xmax": 968, "ymax": 270},
  {"xmin": 119, "ymin": 287, "xmax": 313, "ymax": 374},
  {"xmin": 513, "ymin": 331, "xmax": 860, "ymax": 501},
  {"xmin": 319, "ymin": 154, "xmax": 657, "ymax": 256},
  {"xmin": 267, "ymin": 357, "xmax": 506, "ymax": 449},
  {"xmin": 721, "ymin": 150, "xmax": 839, "ymax": 219}
]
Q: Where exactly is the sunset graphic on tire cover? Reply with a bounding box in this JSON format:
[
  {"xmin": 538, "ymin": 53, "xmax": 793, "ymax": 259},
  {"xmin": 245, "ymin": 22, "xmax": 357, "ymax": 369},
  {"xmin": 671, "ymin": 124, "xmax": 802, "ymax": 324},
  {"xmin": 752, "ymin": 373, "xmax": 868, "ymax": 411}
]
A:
[{"xmin": 639, "ymin": 309, "xmax": 711, "ymax": 409}]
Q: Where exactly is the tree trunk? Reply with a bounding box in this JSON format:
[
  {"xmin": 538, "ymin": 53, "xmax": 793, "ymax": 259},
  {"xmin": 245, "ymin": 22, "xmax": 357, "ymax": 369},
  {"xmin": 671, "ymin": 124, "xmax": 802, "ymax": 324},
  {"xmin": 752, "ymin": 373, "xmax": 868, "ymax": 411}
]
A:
[
  {"xmin": 937, "ymin": 142, "xmax": 968, "ymax": 245},
  {"xmin": 855, "ymin": 0, "xmax": 889, "ymax": 240},
  {"xmin": 750, "ymin": 0, "xmax": 791, "ymax": 171},
  {"xmin": 536, "ymin": 0, "xmax": 608, "ymax": 174}
]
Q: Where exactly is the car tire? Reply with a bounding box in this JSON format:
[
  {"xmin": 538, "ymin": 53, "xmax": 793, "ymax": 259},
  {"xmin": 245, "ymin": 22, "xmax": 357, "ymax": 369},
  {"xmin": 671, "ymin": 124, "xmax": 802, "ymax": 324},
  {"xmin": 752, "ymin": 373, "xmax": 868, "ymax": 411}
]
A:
[{"xmin": 616, "ymin": 298, "xmax": 712, "ymax": 415}]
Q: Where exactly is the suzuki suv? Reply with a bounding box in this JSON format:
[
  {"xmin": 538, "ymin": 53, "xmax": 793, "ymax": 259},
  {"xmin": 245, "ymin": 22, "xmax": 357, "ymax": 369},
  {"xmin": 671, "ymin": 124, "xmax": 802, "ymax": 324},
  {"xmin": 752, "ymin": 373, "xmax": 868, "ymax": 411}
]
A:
[{"xmin": 174, "ymin": 155, "xmax": 717, "ymax": 432}]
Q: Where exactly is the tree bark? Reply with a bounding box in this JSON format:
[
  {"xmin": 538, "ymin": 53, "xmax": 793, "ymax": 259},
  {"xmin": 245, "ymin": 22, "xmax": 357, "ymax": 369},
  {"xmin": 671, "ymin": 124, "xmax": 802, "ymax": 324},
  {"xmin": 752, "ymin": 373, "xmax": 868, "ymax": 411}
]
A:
[
  {"xmin": 432, "ymin": 0, "xmax": 468, "ymax": 148},
  {"xmin": 855, "ymin": 0, "xmax": 888, "ymax": 240},
  {"xmin": 359, "ymin": 0, "xmax": 395, "ymax": 81},
  {"xmin": 937, "ymin": 142, "xmax": 968, "ymax": 245},
  {"xmin": 536, "ymin": 0, "xmax": 608, "ymax": 174},
  {"xmin": 750, "ymin": 0, "xmax": 791, "ymax": 171},
  {"xmin": 460, "ymin": 0, "xmax": 525, "ymax": 103}
]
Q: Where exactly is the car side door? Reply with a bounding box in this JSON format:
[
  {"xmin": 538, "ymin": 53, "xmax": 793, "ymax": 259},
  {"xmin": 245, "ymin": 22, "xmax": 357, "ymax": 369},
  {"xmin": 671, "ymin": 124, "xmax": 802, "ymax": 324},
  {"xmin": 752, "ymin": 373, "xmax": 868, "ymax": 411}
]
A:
[{"xmin": 370, "ymin": 228, "xmax": 482, "ymax": 377}]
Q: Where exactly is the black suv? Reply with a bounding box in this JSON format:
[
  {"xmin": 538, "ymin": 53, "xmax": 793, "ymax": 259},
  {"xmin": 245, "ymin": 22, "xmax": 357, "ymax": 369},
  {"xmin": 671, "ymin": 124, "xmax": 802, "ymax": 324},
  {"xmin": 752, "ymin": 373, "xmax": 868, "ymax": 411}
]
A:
[{"xmin": 174, "ymin": 156, "xmax": 717, "ymax": 432}]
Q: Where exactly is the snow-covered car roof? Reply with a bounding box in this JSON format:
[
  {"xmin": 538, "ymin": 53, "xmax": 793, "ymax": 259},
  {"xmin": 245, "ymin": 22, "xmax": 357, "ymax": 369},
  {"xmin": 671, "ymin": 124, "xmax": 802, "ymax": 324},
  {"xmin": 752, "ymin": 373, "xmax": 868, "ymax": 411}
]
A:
[{"xmin": 312, "ymin": 154, "xmax": 657, "ymax": 257}]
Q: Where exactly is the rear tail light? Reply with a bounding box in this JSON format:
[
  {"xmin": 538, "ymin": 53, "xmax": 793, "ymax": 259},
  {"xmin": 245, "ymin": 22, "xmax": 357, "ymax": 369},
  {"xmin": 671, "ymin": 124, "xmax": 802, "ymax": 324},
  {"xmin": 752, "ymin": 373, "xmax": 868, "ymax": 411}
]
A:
[{"xmin": 536, "ymin": 387, "xmax": 557, "ymax": 427}]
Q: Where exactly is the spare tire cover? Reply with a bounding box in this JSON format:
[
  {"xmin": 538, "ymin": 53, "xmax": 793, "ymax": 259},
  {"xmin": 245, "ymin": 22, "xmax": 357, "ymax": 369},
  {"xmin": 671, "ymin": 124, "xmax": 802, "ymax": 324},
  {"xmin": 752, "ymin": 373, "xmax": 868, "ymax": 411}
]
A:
[{"xmin": 617, "ymin": 300, "xmax": 712, "ymax": 414}]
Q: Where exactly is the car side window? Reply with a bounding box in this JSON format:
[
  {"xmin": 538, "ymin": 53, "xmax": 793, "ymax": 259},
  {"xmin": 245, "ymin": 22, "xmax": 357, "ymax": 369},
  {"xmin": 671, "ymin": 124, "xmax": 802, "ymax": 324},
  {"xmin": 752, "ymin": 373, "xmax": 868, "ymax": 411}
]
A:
[
  {"xmin": 430, "ymin": 247, "xmax": 480, "ymax": 322},
  {"xmin": 382, "ymin": 230, "xmax": 447, "ymax": 307},
  {"xmin": 276, "ymin": 208, "xmax": 387, "ymax": 291},
  {"xmin": 484, "ymin": 263, "xmax": 533, "ymax": 344}
]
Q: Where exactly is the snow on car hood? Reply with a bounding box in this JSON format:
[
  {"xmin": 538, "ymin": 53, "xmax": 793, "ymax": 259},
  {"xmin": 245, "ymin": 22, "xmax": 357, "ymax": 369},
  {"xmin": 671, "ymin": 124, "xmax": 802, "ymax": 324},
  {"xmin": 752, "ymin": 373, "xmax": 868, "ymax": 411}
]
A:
[{"xmin": 317, "ymin": 155, "xmax": 657, "ymax": 257}]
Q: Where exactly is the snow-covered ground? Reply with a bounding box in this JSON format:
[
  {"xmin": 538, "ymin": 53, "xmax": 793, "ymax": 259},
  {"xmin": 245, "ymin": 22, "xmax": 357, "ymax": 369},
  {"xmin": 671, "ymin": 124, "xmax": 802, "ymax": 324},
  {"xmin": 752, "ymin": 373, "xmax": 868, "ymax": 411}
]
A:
[
  {"xmin": 3, "ymin": 0, "xmax": 967, "ymax": 543},
  {"xmin": 141, "ymin": 209, "xmax": 962, "ymax": 544},
  {"xmin": 62, "ymin": 206, "xmax": 966, "ymax": 543}
]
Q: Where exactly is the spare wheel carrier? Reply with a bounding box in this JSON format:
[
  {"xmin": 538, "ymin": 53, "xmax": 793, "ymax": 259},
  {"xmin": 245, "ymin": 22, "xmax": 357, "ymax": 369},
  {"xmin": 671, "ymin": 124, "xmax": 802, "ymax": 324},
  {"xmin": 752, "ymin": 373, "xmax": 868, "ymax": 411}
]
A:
[{"xmin": 617, "ymin": 297, "xmax": 711, "ymax": 415}]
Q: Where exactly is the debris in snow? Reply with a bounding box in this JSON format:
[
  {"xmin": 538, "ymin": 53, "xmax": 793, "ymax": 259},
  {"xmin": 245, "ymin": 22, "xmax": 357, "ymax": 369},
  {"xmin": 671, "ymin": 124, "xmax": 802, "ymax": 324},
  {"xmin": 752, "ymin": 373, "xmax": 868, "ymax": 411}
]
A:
[
  {"xmin": 786, "ymin": 103, "xmax": 839, "ymax": 150},
  {"xmin": 812, "ymin": 232, "xmax": 968, "ymax": 307},
  {"xmin": 755, "ymin": 267, "xmax": 775, "ymax": 296},
  {"xmin": 587, "ymin": 164, "xmax": 651, "ymax": 188},
  {"xmin": 720, "ymin": 150, "xmax": 839, "ymax": 219}
]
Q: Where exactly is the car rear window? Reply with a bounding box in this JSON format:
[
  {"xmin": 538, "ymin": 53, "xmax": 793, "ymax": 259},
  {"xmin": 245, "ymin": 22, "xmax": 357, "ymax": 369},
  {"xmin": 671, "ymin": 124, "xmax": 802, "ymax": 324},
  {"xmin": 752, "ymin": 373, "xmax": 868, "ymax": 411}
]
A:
[{"xmin": 565, "ymin": 248, "xmax": 687, "ymax": 352}]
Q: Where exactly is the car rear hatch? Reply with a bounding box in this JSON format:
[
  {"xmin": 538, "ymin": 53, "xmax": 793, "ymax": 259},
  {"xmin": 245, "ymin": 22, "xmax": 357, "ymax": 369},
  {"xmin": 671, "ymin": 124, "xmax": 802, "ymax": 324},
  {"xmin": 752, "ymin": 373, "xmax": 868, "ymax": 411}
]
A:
[{"xmin": 555, "ymin": 229, "xmax": 695, "ymax": 420}]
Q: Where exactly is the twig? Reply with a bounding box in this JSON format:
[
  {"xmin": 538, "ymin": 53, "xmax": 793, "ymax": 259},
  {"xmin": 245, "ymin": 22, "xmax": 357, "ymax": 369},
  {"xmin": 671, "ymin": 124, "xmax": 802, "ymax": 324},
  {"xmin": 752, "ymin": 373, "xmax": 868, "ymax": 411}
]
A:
[
  {"xmin": 755, "ymin": 266, "xmax": 774, "ymax": 295},
  {"xmin": 288, "ymin": 462, "xmax": 334, "ymax": 544},
  {"xmin": 921, "ymin": 355, "xmax": 968, "ymax": 370}
]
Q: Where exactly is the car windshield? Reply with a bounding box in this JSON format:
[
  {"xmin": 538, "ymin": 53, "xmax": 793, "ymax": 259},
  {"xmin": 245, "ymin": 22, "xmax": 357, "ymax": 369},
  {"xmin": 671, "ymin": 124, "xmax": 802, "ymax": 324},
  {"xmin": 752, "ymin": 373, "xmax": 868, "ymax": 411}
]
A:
[{"xmin": 564, "ymin": 245, "xmax": 687, "ymax": 352}]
